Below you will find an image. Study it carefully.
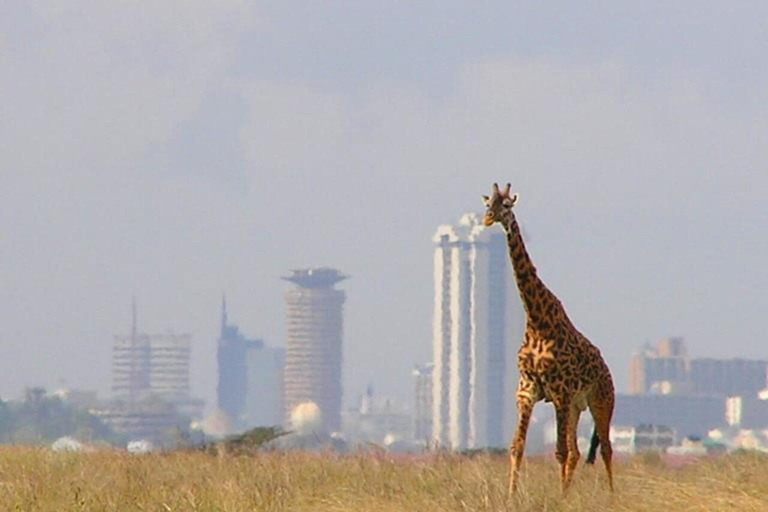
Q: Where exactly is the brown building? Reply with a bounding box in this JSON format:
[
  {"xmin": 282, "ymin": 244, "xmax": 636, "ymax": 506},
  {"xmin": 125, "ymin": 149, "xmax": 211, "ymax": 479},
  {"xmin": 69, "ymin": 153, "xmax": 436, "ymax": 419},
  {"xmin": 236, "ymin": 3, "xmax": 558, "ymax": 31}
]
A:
[
  {"xmin": 629, "ymin": 337, "xmax": 690, "ymax": 395},
  {"xmin": 282, "ymin": 268, "xmax": 347, "ymax": 433}
]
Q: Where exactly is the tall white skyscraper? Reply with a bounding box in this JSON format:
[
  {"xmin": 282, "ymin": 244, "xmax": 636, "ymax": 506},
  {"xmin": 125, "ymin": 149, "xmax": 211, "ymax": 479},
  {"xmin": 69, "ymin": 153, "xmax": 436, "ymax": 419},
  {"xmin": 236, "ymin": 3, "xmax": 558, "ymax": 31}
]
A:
[{"xmin": 432, "ymin": 213, "xmax": 525, "ymax": 450}]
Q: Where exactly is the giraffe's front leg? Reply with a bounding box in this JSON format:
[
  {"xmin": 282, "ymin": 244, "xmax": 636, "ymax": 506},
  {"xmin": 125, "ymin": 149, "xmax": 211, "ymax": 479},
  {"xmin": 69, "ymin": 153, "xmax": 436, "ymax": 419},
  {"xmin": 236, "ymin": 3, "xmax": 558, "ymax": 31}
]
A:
[
  {"xmin": 508, "ymin": 379, "xmax": 539, "ymax": 495},
  {"xmin": 554, "ymin": 402, "xmax": 570, "ymax": 492}
]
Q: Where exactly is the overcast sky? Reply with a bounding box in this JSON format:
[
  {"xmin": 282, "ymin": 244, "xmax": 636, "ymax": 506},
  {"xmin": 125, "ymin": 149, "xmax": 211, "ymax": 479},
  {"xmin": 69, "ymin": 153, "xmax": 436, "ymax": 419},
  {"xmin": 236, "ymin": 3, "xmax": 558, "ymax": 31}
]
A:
[{"xmin": 2, "ymin": 2, "xmax": 767, "ymax": 410}]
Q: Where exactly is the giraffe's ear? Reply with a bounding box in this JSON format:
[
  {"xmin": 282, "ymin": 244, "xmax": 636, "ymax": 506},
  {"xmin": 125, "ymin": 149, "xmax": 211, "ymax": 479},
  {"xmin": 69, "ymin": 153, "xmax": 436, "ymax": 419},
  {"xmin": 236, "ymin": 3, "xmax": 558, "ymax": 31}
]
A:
[
  {"xmin": 482, "ymin": 194, "xmax": 490, "ymax": 206},
  {"xmin": 503, "ymin": 193, "xmax": 519, "ymax": 208}
]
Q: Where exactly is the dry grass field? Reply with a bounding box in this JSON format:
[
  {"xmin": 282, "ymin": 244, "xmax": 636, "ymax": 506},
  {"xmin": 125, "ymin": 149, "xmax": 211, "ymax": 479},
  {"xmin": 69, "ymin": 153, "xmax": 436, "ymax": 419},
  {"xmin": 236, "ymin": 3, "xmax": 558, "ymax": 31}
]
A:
[{"xmin": 0, "ymin": 448, "xmax": 766, "ymax": 511}]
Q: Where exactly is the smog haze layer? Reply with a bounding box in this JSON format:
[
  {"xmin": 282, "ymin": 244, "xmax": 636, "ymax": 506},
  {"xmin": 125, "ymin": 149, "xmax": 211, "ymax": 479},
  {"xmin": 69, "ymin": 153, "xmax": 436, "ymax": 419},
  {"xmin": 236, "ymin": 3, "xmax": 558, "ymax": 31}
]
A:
[{"xmin": 2, "ymin": 2, "xmax": 767, "ymax": 408}]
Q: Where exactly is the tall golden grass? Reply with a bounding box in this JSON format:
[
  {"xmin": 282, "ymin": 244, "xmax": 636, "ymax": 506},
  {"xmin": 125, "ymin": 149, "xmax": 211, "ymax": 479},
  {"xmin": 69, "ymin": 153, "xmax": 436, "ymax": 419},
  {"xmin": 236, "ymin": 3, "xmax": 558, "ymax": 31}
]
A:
[{"xmin": 0, "ymin": 447, "xmax": 766, "ymax": 511}]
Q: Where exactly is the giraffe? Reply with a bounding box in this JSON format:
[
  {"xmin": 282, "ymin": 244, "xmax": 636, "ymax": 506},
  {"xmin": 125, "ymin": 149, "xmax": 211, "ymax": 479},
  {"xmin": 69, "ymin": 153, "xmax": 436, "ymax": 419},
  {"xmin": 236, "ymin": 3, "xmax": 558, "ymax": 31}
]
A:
[{"xmin": 482, "ymin": 183, "xmax": 615, "ymax": 494}]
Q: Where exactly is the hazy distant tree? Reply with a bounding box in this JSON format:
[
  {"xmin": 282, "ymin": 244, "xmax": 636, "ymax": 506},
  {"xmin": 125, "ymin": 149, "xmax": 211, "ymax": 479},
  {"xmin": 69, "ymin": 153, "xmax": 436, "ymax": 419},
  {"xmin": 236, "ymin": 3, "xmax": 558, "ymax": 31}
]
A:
[
  {"xmin": 216, "ymin": 426, "xmax": 286, "ymax": 455},
  {"xmin": 0, "ymin": 399, "xmax": 14, "ymax": 442},
  {"xmin": 4, "ymin": 387, "xmax": 115, "ymax": 445}
]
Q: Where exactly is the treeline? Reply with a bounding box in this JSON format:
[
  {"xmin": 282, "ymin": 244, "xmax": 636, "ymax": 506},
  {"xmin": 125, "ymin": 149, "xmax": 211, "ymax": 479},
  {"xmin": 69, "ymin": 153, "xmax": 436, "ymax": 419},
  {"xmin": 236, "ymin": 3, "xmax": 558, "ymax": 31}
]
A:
[{"xmin": 0, "ymin": 387, "xmax": 115, "ymax": 445}]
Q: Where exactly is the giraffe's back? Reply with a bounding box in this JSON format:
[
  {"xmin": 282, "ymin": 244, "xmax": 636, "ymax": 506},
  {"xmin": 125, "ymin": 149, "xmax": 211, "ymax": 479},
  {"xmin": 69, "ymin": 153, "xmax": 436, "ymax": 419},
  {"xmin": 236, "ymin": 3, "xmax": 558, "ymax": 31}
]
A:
[{"xmin": 518, "ymin": 323, "xmax": 613, "ymax": 407}]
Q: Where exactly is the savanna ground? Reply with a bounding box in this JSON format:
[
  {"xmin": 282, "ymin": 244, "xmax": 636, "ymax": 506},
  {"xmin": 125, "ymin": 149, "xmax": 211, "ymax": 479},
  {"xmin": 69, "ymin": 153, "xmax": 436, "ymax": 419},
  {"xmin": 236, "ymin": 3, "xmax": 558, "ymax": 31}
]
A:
[{"xmin": 1, "ymin": 447, "xmax": 766, "ymax": 511}]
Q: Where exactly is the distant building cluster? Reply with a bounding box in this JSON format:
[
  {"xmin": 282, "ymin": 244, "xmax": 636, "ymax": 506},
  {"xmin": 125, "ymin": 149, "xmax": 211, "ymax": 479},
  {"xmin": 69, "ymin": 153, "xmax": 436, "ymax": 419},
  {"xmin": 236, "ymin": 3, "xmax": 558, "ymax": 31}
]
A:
[
  {"xmin": 96, "ymin": 302, "xmax": 203, "ymax": 443},
  {"xmin": 616, "ymin": 337, "xmax": 768, "ymax": 441},
  {"xmin": 629, "ymin": 336, "xmax": 767, "ymax": 398},
  {"xmin": 78, "ymin": 218, "xmax": 768, "ymax": 454},
  {"xmin": 343, "ymin": 385, "xmax": 412, "ymax": 448}
]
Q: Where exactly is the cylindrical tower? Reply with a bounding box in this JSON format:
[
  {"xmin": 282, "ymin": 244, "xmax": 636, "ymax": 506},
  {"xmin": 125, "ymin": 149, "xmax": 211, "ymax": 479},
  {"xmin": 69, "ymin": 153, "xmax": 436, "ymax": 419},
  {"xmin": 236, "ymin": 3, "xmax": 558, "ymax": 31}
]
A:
[{"xmin": 282, "ymin": 268, "xmax": 347, "ymax": 433}]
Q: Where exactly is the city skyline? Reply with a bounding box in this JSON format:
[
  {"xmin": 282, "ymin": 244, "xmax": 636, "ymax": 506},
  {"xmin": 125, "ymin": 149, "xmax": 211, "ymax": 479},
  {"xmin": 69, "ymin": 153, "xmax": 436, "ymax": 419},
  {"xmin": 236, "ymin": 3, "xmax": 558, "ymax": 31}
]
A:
[
  {"xmin": 2, "ymin": 251, "xmax": 767, "ymax": 414},
  {"xmin": 2, "ymin": 225, "xmax": 767, "ymax": 410},
  {"xmin": 3, "ymin": 3, "xmax": 768, "ymax": 413}
]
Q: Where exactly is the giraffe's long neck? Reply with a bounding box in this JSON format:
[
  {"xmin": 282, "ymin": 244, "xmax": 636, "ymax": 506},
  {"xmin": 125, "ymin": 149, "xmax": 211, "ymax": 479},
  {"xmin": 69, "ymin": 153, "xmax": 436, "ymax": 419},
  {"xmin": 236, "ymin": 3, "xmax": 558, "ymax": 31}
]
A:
[{"xmin": 502, "ymin": 212, "xmax": 551, "ymax": 321}]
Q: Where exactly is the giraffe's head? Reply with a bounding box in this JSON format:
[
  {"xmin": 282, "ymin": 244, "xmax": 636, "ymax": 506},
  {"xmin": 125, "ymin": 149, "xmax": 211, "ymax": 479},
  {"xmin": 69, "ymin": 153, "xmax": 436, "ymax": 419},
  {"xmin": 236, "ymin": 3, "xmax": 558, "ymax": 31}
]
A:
[{"xmin": 482, "ymin": 182, "xmax": 519, "ymax": 226}]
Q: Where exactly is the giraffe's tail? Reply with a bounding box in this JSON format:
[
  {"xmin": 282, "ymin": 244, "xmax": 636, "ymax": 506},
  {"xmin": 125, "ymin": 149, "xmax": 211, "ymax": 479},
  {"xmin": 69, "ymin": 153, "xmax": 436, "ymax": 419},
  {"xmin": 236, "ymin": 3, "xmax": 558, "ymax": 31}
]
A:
[{"xmin": 586, "ymin": 427, "xmax": 599, "ymax": 464}]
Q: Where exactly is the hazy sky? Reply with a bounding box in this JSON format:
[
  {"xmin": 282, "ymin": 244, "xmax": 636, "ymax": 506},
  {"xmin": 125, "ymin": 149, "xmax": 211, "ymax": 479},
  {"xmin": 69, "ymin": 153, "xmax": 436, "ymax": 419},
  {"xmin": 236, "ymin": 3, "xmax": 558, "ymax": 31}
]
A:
[{"xmin": 2, "ymin": 2, "xmax": 768, "ymax": 410}]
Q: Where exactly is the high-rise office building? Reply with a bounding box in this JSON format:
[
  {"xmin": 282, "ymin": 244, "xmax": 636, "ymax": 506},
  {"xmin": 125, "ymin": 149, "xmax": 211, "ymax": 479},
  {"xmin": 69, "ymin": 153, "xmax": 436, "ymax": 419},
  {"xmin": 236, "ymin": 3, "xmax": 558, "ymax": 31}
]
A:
[
  {"xmin": 112, "ymin": 301, "xmax": 192, "ymax": 404},
  {"xmin": 217, "ymin": 297, "xmax": 262, "ymax": 424},
  {"xmin": 244, "ymin": 344, "xmax": 285, "ymax": 428},
  {"xmin": 432, "ymin": 213, "xmax": 525, "ymax": 450},
  {"xmin": 282, "ymin": 268, "xmax": 347, "ymax": 433},
  {"xmin": 148, "ymin": 333, "xmax": 191, "ymax": 401},
  {"xmin": 112, "ymin": 338, "xmax": 151, "ymax": 402},
  {"xmin": 412, "ymin": 363, "xmax": 434, "ymax": 443},
  {"xmin": 112, "ymin": 300, "xmax": 150, "ymax": 401},
  {"xmin": 217, "ymin": 297, "xmax": 285, "ymax": 430}
]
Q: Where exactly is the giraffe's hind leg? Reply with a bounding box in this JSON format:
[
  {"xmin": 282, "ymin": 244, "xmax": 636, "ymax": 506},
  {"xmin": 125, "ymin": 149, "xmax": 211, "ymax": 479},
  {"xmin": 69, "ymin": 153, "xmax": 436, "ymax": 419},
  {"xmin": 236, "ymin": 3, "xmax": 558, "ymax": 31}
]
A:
[
  {"xmin": 586, "ymin": 427, "xmax": 599, "ymax": 464},
  {"xmin": 563, "ymin": 404, "xmax": 582, "ymax": 492},
  {"xmin": 588, "ymin": 389, "xmax": 615, "ymax": 491}
]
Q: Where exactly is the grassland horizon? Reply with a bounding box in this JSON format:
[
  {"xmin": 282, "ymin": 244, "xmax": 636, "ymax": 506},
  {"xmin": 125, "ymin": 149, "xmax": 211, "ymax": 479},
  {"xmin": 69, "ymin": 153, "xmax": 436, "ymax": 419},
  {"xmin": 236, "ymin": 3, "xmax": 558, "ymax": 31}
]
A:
[{"xmin": 0, "ymin": 447, "xmax": 766, "ymax": 511}]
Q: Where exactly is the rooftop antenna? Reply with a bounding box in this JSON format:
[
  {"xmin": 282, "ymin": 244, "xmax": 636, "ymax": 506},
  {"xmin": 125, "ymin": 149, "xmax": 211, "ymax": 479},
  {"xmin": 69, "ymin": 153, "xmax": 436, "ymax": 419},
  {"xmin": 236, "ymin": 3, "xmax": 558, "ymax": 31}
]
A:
[
  {"xmin": 131, "ymin": 296, "xmax": 137, "ymax": 340},
  {"xmin": 221, "ymin": 293, "xmax": 228, "ymax": 336}
]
